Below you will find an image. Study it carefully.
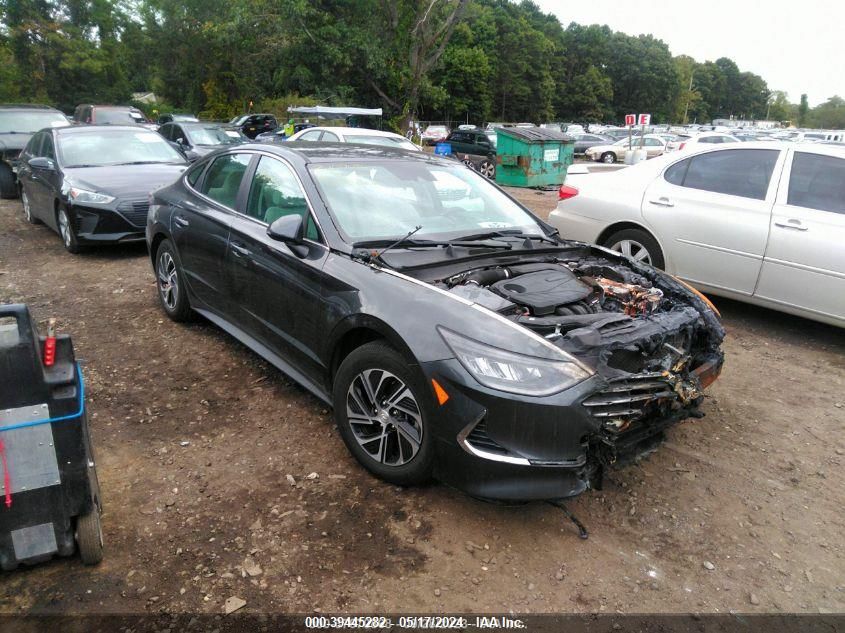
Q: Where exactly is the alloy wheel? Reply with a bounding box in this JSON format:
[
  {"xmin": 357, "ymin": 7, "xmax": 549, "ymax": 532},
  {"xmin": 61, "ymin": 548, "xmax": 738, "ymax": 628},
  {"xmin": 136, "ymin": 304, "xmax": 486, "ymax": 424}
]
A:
[
  {"xmin": 157, "ymin": 251, "xmax": 179, "ymax": 310},
  {"xmin": 22, "ymin": 191, "xmax": 32, "ymax": 222},
  {"xmin": 58, "ymin": 208, "xmax": 72, "ymax": 247},
  {"xmin": 346, "ymin": 369, "xmax": 423, "ymax": 467},
  {"xmin": 480, "ymin": 160, "xmax": 496, "ymax": 179},
  {"xmin": 610, "ymin": 239, "xmax": 652, "ymax": 264}
]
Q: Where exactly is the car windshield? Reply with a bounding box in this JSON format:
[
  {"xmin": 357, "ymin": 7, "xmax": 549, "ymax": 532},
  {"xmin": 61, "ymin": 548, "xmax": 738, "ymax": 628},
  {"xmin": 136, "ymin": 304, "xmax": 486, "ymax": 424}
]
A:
[
  {"xmin": 345, "ymin": 135, "xmax": 419, "ymax": 151},
  {"xmin": 309, "ymin": 160, "xmax": 545, "ymax": 242},
  {"xmin": 96, "ymin": 109, "xmax": 140, "ymax": 125},
  {"xmin": 425, "ymin": 127, "xmax": 447, "ymax": 134},
  {"xmin": 58, "ymin": 129, "xmax": 185, "ymax": 167},
  {"xmin": 0, "ymin": 111, "xmax": 69, "ymax": 133},
  {"xmin": 187, "ymin": 126, "xmax": 242, "ymax": 145},
  {"xmin": 485, "ymin": 133, "xmax": 497, "ymax": 148}
]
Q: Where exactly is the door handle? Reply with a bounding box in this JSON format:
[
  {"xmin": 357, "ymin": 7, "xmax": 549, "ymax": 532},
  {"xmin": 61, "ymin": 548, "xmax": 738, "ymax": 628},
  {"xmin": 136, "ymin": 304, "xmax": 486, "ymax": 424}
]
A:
[
  {"xmin": 774, "ymin": 219, "xmax": 808, "ymax": 231},
  {"xmin": 648, "ymin": 197, "xmax": 674, "ymax": 207},
  {"xmin": 173, "ymin": 215, "xmax": 189, "ymax": 228},
  {"xmin": 230, "ymin": 243, "xmax": 252, "ymax": 258}
]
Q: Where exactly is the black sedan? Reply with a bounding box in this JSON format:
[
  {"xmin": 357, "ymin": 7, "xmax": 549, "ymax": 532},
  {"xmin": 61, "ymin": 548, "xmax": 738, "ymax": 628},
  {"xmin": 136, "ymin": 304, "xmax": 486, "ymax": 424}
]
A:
[
  {"xmin": 158, "ymin": 121, "xmax": 247, "ymax": 161},
  {"xmin": 146, "ymin": 143, "xmax": 725, "ymax": 502},
  {"xmin": 16, "ymin": 125, "xmax": 187, "ymax": 253}
]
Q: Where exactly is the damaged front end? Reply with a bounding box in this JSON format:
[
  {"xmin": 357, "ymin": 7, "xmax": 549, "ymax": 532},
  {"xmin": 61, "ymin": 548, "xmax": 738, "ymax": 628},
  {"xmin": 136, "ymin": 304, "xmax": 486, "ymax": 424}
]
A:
[{"xmin": 437, "ymin": 249, "xmax": 725, "ymax": 486}]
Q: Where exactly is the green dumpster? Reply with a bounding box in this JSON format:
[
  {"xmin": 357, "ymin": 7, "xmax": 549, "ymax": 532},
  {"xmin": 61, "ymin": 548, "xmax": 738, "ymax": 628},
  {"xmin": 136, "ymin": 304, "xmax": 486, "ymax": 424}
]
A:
[{"xmin": 495, "ymin": 127, "xmax": 574, "ymax": 187}]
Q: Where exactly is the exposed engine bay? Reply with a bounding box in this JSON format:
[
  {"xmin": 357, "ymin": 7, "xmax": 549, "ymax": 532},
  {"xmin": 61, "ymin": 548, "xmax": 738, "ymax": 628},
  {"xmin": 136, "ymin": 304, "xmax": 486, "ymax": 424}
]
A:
[{"xmin": 438, "ymin": 253, "xmax": 725, "ymax": 470}]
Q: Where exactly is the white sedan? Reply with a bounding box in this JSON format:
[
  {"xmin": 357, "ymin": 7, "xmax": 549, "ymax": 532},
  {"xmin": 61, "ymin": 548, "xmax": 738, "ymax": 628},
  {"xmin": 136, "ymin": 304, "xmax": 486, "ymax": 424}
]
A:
[
  {"xmin": 584, "ymin": 134, "xmax": 667, "ymax": 163},
  {"xmin": 550, "ymin": 142, "xmax": 845, "ymax": 327},
  {"xmin": 286, "ymin": 126, "xmax": 421, "ymax": 151},
  {"xmin": 666, "ymin": 132, "xmax": 739, "ymax": 152}
]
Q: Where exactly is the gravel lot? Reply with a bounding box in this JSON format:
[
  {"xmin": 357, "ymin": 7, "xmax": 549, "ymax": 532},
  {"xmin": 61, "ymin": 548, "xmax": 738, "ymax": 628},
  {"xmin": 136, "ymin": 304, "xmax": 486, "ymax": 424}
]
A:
[{"xmin": 0, "ymin": 192, "xmax": 843, "ymax": 615}]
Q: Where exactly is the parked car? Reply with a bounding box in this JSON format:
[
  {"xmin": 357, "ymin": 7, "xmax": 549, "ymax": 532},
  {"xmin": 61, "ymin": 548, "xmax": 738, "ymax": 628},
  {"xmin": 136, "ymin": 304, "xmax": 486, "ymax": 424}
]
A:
[
  {"xmin": 666, "ymin": 132, "xmax": 739, "ymax": 152},
  {"xmin": 286, "ymin": 126, "xmax": 420, "ymax": 151},
  {"xmin": 156, "ymin": 113, "xmax": 199, "ymax": 126},
  {"xmin": 72, "ymin": 105, "xmax": 151, "ymax": 127},
  {"xmin": 421, "ymin": 124, "xmax": 450, "ymax": 145},
  {"xmin": 146, "ymin": 144, "xmax": 724, "ymax": 502},
  {"xmin": 570, "ymin": 133, "xmax": 613, "ymax": 156},
  {"xmin": 254, "ymin": 122, "xmax": 316, "ymax": 142},
  {"xmin": 16, "ymin": 125, "xmax": 187, "ymax": 253},
  {"xmin": 0, "ymin": 104, "xmax": 69, "ymax": 199},
  {"xmin": 584, "ymin": 135, "xmax": 667, "ymax": 163},
  {"xmin": 549, "ymin": 142, "xmax": 845, "ymax": 327},
  {"xmin": 229, "ymin": 113, "xmax": 278, "ymax": 139},
  {"xmin": 603, "ymin": 128, "xmax": 642, "ymax": 141},
  {"xmin": 159, "ymin": 121, "xmax": 247, "ymax": 161},
  {"xmin": 443, "ymin": 129, "xmax": 497, "ymax": 178}
]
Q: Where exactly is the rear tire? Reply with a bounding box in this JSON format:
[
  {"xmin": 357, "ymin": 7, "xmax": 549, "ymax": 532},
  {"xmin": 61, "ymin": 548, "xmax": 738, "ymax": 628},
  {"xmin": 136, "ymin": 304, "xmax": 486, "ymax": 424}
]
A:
[
  {"xmin": 479, "ymin": 159, "xmax": 496, "ymax": 179},
  {"xmin": 333, "ymin": 342, "xmax": 434, "ymax": 486},
  {"xmin": 603, "ymin": 228, "xmax": 665, "ymax": 269},
  {"xmin": 21, "ymin": 189, "xmax": 40, "ymax": 224},
  {"xmin": 76, "ymin": 508, "xmax": 104, "ymax": 565},
  {"xmin": 155, "ymin": 239, "xmax": 194, "ymax": 322},
  {"xmin": 0, "ymin": 164, "xmax": 17, "ymax": 199}
]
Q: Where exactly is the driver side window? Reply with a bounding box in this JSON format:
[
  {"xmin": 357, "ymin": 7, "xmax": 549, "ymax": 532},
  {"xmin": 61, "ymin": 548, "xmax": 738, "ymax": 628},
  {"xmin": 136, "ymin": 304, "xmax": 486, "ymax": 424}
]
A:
[{"xmin": 246, "ymin": 157, "xmax": 321, "ymax": 241}]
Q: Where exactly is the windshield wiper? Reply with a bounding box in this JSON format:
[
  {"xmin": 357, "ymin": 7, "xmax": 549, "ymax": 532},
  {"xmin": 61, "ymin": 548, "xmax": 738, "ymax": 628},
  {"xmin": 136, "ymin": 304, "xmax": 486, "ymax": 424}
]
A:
[
  {"xmin": 353, "ymin": 225, "xmax": 511, "ymax": 261},
  {"xmin": 114, "ymin": 160, "xmax": 171, "ymax": 166},
  {"xmin": 451, "ymin": 229, "xmax": 559, "ymax": 245}
]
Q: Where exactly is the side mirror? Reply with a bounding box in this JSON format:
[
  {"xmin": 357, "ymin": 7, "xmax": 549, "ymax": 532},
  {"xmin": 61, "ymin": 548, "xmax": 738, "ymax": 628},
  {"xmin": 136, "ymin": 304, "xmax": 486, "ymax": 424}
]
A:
[
  {"xmin": 28, "ymin": 157, "xmax": 55, "ymax": 170},
  {"xmin": 267, "ymin": 214, "xmax": 304, "ymax": 244}
]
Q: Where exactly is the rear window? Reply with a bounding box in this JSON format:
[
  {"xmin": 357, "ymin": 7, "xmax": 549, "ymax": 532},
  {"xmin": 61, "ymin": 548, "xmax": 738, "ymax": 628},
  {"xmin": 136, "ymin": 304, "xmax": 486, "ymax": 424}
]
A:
[
  {"xmin": 663, "ymin": 149, "xmax": 778, "ymax": 200},
  {"xmin": 787, "ymin": 152, "xmax": 845, "ymax": 214}
]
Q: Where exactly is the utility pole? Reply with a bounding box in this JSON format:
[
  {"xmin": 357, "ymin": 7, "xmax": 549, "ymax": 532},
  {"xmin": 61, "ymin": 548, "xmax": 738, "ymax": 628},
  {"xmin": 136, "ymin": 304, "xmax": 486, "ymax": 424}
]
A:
[{"xmin": 682, "ymin": 71, "xmax": 694, "ymax": 125}]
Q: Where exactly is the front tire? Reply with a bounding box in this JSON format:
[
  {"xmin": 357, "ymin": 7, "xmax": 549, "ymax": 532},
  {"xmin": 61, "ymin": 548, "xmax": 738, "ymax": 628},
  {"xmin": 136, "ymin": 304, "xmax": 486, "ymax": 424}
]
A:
[
  {"xmin": 600, "ymin": 152, "xmax": 616, "ymax": 164},
  {"xmin": 155, "ymin": 239, "xmax": 193, "ymax": 322},
  {"xmin": 57, "ymin": 206, "xmax": 81, "ymax": 253},
  {"xmin": 333, "ymin": 342, "xmax": 434, "ymax": 486},
  {"xmin": 603, "ymin": 228, "xmax": 665, "ymax": 269},
  {"xmin": 479, "ymin": 159, "xmax": 496, "ymax": 179}
]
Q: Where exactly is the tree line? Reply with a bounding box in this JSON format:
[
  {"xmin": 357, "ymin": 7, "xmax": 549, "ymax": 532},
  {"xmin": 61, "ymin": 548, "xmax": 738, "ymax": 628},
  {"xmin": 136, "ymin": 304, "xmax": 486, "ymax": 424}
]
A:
[{"xmin": 0, "ymin": 0, "xmax": 840, "ymax": 130}]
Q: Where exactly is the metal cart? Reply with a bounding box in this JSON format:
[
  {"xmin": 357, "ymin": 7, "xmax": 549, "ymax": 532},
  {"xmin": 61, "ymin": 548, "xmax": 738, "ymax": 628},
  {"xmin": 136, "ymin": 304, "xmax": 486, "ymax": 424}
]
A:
[{"xmin": 0, "ymin": 304, "xmax": 103, "ymax": 570}]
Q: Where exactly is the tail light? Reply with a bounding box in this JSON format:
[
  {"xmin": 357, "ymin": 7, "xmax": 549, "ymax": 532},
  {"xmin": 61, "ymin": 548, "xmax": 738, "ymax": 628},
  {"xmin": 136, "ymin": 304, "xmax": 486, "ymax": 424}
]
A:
[
  {"xmin": 678, "ymin": 142, "xmax": 686, "ymax": 150},
  {"xmin": 558, "ymin": 185, "xmax": 579, "ymax": 200},
  {"xmin": 43, "ymin": 318, "xmax": 56, "ymax": 367}
]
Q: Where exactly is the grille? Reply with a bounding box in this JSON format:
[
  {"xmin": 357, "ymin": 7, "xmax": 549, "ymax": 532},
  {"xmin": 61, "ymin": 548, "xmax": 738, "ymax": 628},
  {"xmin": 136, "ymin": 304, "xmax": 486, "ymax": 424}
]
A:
[
  {"xmin": 582, "ymin": 373, "xmax": 675, "ymax": 432},
  {"xmin": 117, "ymin": 199, "xmax": 150, "ymax": 227},
  {"xmin": 465, "ymin": 418, "xmax": 510, "ymax": 457}
]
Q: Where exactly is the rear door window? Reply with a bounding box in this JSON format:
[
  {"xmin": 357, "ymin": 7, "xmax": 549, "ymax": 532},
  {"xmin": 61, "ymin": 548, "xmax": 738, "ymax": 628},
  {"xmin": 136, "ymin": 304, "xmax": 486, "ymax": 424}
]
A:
[
  {"xmin": 787, "ymin": 152, "xmax": 845, "ymax": 214},
  {"xmin": 665, "ymin": 149, "xmax": 778, "ymax": 200},
  {"xmin": 200, "ymin": 153, "xmax": 252, "ymax": 208}
]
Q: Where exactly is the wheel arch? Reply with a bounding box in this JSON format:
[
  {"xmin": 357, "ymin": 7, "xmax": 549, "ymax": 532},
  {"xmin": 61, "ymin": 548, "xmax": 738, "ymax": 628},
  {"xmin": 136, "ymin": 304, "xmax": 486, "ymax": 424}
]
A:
[
  {"xmin": 326, "ymin": 316, "xmax": 420, "ymax": 390},
  {"xmin": 149, "ymin": 231, "xmax": 168, "ymax": 268}
]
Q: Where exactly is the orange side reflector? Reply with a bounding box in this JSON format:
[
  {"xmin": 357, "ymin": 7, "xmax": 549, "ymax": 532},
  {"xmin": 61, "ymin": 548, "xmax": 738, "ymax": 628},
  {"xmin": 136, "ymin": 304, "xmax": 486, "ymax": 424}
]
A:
[{"xmin": 431, "ymin": 379, "xmax": 449, "ymax": 405}]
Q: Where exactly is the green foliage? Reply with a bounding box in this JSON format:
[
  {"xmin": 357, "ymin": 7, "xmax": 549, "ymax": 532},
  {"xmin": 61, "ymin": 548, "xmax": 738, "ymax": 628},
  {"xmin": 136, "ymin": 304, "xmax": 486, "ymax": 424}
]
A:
[
  {"xmin": 798, "ymin": 94, "xmax": 809, "ymax": 126},
  {"xmin": 0, "ymin": 0, "xmax": 832, "ymax": 129}
]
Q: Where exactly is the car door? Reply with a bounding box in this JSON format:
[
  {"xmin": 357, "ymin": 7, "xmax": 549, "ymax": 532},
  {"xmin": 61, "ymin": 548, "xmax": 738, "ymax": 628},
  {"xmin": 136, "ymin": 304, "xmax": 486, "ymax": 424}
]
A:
[
  {"xmin": 754, "ymin": 149, "xmax": 845, "ymax": 322},
  {"xmin": 174, "ymin": 152, "xmax": 252, "ymax": 312},
  {"xmin": 21, "ymin": 132, "xmax": 58, "ymax": 219},
  {"xmin": 225, "ymin": 154, "xmax": 330, "ymax": 384},
  {"xmin": 17, "ymin": 132, "xmax": 45, "ymax": 215},
  {"xmin": 642, "ymin": 147, "xmax": 785, "ymax": 294},
  {"xmin": 643, "ymin": 137, "xmax": 665, "ymax": 157}
]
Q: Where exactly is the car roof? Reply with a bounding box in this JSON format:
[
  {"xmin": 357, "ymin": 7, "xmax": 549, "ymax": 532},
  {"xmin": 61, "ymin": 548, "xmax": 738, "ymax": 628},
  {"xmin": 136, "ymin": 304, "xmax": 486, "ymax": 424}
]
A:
[
  {"xmin": 174, "ymin": 121, "xmax": 224, "ymax": 128},
  {"xmin": 55, "ymin": 124, "xmax": 151, "ymax": 135},
  {"xmin": 251, "ymin": 142, "xmax": 455, "ymax": 166},
  {"xmin": 0, "ymin": 104, "xmax": 63, "ymax": 111}
]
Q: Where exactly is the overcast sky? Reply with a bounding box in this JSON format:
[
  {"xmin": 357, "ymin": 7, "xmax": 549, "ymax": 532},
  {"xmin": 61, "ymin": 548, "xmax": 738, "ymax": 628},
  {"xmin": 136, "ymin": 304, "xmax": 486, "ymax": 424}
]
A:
[{"xmin": 535, "ymin": 0, "xmax": 842, "ymax": 106}]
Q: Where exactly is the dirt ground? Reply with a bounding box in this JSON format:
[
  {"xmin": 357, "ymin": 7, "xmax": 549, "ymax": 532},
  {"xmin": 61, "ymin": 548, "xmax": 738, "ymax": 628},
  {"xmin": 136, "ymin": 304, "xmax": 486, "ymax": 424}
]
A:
[{"xmin": 0, "ymin": 191, "xmax": 843, "ymax": 616}]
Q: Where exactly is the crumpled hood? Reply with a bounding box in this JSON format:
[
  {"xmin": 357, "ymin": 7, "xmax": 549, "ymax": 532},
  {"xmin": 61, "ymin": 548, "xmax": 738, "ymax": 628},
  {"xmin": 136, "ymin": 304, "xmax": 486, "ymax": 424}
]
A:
[{"xmin": 64, "ymin": 163, "xmax": 187, "ymax": 198}]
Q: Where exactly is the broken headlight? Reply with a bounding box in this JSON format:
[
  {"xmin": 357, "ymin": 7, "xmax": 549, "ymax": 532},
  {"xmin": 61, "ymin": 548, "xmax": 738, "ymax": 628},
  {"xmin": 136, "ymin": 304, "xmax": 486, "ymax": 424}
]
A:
[{"xmin": 439, "ymin": 327, "xmax": 592, "ymax": 396}]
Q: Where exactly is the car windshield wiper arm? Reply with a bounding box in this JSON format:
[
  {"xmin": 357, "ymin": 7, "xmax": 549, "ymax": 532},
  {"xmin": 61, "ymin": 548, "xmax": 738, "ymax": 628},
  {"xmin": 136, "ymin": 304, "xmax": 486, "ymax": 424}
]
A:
[
  {"xmin": 353, "ymin": 228, "xmax": 512, "ymax": 261},
  {"xmin": 452, "ymin": 229, "xmax": 559, "ymax": 245}
]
